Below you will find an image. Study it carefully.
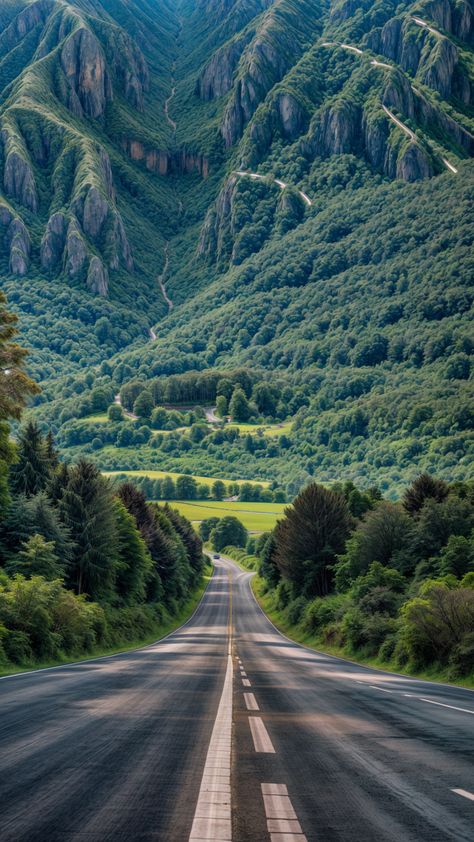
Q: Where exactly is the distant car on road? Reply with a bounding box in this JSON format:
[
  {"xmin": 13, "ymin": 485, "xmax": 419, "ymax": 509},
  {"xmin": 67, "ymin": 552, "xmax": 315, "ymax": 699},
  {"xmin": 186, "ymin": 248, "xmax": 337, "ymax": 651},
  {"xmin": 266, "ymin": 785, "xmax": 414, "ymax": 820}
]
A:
[{"xmin": 212, "ymin": 553, "xmax": 220, "ymax": 559}]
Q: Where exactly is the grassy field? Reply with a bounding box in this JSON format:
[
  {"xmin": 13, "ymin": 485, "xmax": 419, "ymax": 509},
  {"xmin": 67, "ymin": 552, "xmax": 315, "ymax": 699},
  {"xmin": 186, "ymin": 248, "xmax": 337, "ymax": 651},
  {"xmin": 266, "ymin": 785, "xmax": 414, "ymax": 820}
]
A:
[
  {"xmin": 84, "ymin": 413, "xmax": 109, "ymax": 423},
  {"xmin": 103, "ymin": 469, "xmax": 270, "ymax": 489},
  {"xmin": 225, "ymin": 422, "xmax": 293, "ymax": 437},
  {"xmin": 163, "ymin": 500, "xmax": 286, "ymax": 531}
]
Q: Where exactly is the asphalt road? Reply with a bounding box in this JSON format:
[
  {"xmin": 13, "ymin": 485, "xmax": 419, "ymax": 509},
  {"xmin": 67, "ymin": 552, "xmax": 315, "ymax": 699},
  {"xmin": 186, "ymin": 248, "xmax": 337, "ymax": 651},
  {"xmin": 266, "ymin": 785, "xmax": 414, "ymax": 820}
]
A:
[{"xmin": 1, "ymin": 556, "xmax": 473, "ymax": 841}]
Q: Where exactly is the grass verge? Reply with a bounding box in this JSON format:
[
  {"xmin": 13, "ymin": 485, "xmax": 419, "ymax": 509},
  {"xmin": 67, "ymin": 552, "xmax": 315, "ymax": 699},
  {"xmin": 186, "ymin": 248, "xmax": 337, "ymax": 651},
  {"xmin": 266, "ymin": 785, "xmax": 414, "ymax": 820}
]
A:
[
  {"xmin": 0, "ymin": 562, "xmax": 213, "ymax": 679},
  {"xmin": 250, "ymin": 574, "xmax": 474, "ymax": 691}
]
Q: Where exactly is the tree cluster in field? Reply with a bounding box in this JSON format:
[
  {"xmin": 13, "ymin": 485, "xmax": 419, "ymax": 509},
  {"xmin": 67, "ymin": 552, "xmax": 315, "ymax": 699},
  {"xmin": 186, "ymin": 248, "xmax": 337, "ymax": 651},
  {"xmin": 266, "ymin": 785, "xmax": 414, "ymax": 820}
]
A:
[
  {"xmin": 111, "ymin": 473, "xmax": 282, "ymax": 504},
  {"xmin": 255, "ymin": 476, "xmax": 474, "ymax": 679},
  {"xmin": 0, "ymin": 422, "xmax": 204, "ymax": 669}
]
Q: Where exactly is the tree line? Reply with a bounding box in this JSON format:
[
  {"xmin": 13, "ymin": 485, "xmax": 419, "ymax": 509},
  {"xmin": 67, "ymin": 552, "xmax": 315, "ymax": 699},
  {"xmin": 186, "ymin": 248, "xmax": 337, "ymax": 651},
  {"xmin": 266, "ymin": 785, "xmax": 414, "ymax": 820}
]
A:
[
  {"xmin": 0, "ymin": 292, "xmax": 204, "ymax": 669},
  {"xmin": 250, "ymin": 476, "xmax": 474, "ymax": 679}
]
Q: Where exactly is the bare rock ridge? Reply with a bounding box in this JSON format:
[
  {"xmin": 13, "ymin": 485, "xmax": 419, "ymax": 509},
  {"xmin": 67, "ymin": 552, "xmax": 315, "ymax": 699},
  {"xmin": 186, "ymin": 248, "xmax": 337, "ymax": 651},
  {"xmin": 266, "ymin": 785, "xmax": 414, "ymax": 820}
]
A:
[
  {"xmin": 220, "ymin": 0, "xmax": 323, "ymax": 147},
  {"xmin": 0, "ymin": 0, "xmax": 144, "ymax": 290},
  {"xmin": 121, "ymin": 140, "xmax": 210, "ymax": 178},
  {"xmin": 61, "ymin": 27, "xmax": 113, "ymax": 119}
]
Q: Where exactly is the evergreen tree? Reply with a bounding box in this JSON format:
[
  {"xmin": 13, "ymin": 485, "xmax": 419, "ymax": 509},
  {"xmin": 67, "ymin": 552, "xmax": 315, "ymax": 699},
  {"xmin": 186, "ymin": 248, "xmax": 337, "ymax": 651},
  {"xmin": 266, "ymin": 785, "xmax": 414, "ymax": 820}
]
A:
[
  {"xmin": 0, "ymin": 491, "xmax": 73, "ymax": 566},
  {"xmin": 8, "ymin": 534, "xmax": 62, "ymax": 580},
  {"xmin": 274, "ymin": 483, "xmax": 352, "ymax": 596},
  {"xmin": 0, "ymin": 290, "xmax": 39, "ymax": 422},
  {"xmin": 114, "ymin": 500, "xmax": 152, "ymax": 604},
  {"xmin": 45, "ymin": 431, "xmax": 59, "ymax": 471},
  {"xmin": 403, "ymin": 474, "xmax": 449, "ymax": 515},
  {"xmin": 164, "ymin": 504, "xmax": 203, "ymax": 576},
  {"xmin": 10, "ymin": 422, "xmax": 51, "ymax": 497},
  {"xmin": 60, "ymin": 460, "xmax": 118, "ymax": 598}
]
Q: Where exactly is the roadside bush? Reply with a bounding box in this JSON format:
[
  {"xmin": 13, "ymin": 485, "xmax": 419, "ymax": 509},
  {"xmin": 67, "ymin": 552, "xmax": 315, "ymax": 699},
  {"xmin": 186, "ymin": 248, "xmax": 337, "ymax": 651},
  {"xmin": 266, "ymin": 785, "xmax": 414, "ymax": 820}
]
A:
[
  {"xmin": 3, "ymin": 629, "xmax": 32, "ymax": 663},
  {"xmin": 378, "ymin": 633, "xmax": 398, "ymax": 662},
  {"xmin": 400, "ymin": 580, "xmax": 474, "ymax": 667},
  {"xmin": 450, "ymin": 632, "xmax": 474, "ymax": 676},
  {"xmin": 342, "ymin": 608, "xmax": 396, "ymax": 655},
  {"xmin": 286, "ymin": 596, "xmax": 307, "ymax": 626},
  {"xmin": 303, "ymin": 594, "xmax": 346, "ymax": 634},
  {"xmin": 275, "ymin": 579, "xmax": 293, "ymax": 610}
]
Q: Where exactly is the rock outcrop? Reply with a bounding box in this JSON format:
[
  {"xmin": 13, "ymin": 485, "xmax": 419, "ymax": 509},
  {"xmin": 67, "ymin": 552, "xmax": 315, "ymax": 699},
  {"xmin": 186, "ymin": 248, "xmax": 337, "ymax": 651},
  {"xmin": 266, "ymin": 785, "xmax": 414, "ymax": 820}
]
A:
[
  {"xmin": 87, "ymin": 256, "xmax": 109, "ymax": 296},
  {"xmin": 197, "ymin": 34, "xmax": 250, "ymax": 100},
  {"xmin": 220, "ymin": 0, "xmax": 322, "ymax": 146},
  {"xmin": 61, "ymin": 27, "xmax": 113, "ymax": 119},
  {"xmin": 121, "ymin": 139, "xmax": 210, "ymax": 177},
  {"xmin": 0, "ymin": 0, "xmax": 54, "ymax": 53},
  {"xmin": 198, "ymin": 177, "xmax": 237, "ymax": 265},
  {"xmin": 303, "ymin": 92, "xmax": 434, "ymax": 183},
  {"xmin": 113, "ymin": 31, "xmax": 150, "ymax": 111},
  {"xmin": 1, "ymin": 130, "xmax": 38, "ymax": 213},
  {"xmin": 366, "ymin": 13, "xmax": 469, "ymax": 101},
  {"xmin": 40, "ymin": 212, "xmax": 67, "ymax": 271},
  {"xmin": 65, "ymin": 218, "xmax": 87, "ymax": 278},
  {"xmin": 6, "ymin": 217, "xmax": 31, "ymax": 276}
]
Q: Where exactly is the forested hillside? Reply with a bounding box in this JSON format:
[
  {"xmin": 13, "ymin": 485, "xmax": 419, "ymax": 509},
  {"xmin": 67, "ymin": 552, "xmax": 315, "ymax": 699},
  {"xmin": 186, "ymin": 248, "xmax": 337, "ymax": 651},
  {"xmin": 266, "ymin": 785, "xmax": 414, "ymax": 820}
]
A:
[
  {"xmin": 0, "ymin": 290, "xmax": 206, "ymax": 672},
  {"xmin": 0, "ymin": 0, "xmax": 472, "ymax": 494}
]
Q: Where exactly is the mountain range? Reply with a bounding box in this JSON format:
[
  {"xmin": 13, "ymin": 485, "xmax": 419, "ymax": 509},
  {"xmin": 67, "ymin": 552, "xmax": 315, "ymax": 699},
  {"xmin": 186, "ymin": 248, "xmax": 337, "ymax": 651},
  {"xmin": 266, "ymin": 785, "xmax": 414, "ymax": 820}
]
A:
[{"xmin": 0, "ymin": 0, "xmax": 473, "ymax": 494}]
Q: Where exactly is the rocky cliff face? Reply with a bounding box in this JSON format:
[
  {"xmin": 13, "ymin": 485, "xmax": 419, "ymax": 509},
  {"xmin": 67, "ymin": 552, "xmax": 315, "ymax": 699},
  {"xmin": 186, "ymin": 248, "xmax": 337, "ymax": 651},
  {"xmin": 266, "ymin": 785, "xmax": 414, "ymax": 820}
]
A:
[
  {"xmin": 1, "ymin": 129, "xmax": 38, "ymax": 213},
  {"xmin": 61, "ymin": 26, "xmax": 113, "ymax": 119},
  {"xmin": 121, "ymin": 139, "xmax": 210, "ymax": 177},
  {"xmin": 197, "ymin": 34, "xmax": 250, "ymax": 100},
  {"xmin": 0, "ymin": 0, "xmax": 147, "ymax": 292},
  {"xmin": 220, "ymin": 0, "xmax": 323, "ymax": 146}
]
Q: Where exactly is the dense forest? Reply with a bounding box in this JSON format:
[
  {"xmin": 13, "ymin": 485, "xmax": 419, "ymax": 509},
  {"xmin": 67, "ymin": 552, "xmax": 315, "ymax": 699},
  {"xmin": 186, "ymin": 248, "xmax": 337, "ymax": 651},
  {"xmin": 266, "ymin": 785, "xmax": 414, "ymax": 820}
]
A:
[
  {"xmin": 228, "ymin": 475, "xmax": 474, "ymax": 682},
  {"xmin": 0, "ymin": 291, "xmax": 205, "ymax": 672}
]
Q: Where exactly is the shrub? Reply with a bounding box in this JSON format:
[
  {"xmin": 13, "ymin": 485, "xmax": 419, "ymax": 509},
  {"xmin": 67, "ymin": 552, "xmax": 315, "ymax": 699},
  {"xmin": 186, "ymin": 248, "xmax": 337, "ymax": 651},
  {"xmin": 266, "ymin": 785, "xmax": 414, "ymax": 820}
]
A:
[
  {"xmin": 449, "ymin": 632, "xmax": 474, "ymax": 676},
  {"xmin": 286, "ymin": 596, "xmax": 307, "ymax": 625}
]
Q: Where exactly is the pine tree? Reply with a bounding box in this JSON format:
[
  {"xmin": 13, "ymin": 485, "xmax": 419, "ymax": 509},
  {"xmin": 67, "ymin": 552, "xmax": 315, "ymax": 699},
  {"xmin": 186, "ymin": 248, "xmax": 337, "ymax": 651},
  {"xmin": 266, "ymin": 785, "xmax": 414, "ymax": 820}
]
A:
[
  {"xmin": 60, "ymin": 460, "xmax": 118, "ymax": 598},
  {"xmin": 8, "ymin": 534, "xmax": 62, "ymax": 580},
  {"xmin": 114, "ymin": 500, "xmax": 152, "ymax": 604},
  {"xmin": 274, "ymin": 483, "xmax": 353, "ymax": 597},
  {"xmin": 10, "ymin": 422, "xmax": 51, "ymax": 497}
]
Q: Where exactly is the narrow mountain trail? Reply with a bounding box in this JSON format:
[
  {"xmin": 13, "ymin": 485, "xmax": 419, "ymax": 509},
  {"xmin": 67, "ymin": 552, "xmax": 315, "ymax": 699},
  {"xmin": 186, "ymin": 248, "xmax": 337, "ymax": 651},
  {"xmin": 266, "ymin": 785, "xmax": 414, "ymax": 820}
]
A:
[
  {"xmin": 157, "ymin": 243, "xmax": 174, "ymax": 312},
  {"xmin": 322, "ymin": 39, "xmax": 459, "ymax": 174},
  {"xmin": 232, "ymin": 171, "xmax": 313, "ymax": 206}
]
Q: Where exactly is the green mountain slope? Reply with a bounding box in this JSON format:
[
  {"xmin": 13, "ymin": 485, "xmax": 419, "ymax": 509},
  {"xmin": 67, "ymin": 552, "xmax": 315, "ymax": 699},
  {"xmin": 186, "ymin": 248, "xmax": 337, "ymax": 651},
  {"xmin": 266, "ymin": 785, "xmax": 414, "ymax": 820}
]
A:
[{"xmin": 1, "ymin": 0, "xmax": 473, "ymax": 494}]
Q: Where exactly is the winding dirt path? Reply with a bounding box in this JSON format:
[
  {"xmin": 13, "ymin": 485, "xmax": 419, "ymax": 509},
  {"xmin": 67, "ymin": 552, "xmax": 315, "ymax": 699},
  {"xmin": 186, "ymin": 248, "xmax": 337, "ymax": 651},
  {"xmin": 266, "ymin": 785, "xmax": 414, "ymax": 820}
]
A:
[
  {"xmin": 322, "ymin": 41, "xmax": 459, "ymax": 174},
  {"xmin": 232, "ymin": 170, "xmax": 313, "ymax": 206},
  {"xmin": 157, "ymin": 244, "xmax": 174, "ymax": 312}
]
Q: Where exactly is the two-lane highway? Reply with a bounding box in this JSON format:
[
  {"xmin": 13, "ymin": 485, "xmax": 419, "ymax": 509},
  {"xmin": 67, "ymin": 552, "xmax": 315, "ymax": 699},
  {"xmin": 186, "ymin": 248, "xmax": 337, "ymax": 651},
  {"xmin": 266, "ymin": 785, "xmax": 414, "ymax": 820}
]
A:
[{"xmin": 0, "ymin": 555, "xmax": 473, "ymax": 841}]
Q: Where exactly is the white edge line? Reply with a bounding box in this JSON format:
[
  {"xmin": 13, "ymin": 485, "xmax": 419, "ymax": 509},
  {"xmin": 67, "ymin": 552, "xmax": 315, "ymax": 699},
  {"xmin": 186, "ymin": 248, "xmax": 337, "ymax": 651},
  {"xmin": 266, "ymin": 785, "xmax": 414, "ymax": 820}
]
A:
[
  {"xmin": 0, "ymin": 563, "xmax": 218, "ymax": 681},
  {"xmin": 452, "ymin": 789, "xmax": 474, "ymax": 801},
  {"xmin": 231, "ymin": 558, "xmax": 474, "ymax": 695},
  {"xmin": 419, "ymin": 698, "xmax": 474, "ymax": 715}
]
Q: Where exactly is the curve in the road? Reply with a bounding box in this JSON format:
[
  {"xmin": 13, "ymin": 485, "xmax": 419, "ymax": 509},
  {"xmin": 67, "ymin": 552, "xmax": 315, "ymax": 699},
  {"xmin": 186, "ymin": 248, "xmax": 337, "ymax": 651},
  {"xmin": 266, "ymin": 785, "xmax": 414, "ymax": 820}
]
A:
[
  {"xmin": 232, "ymin": 170, "xmax": 313, "ymax": 206},
  {"xmin": 321, "ymin": 41, "xmax": 459, "ymax": 175}
]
